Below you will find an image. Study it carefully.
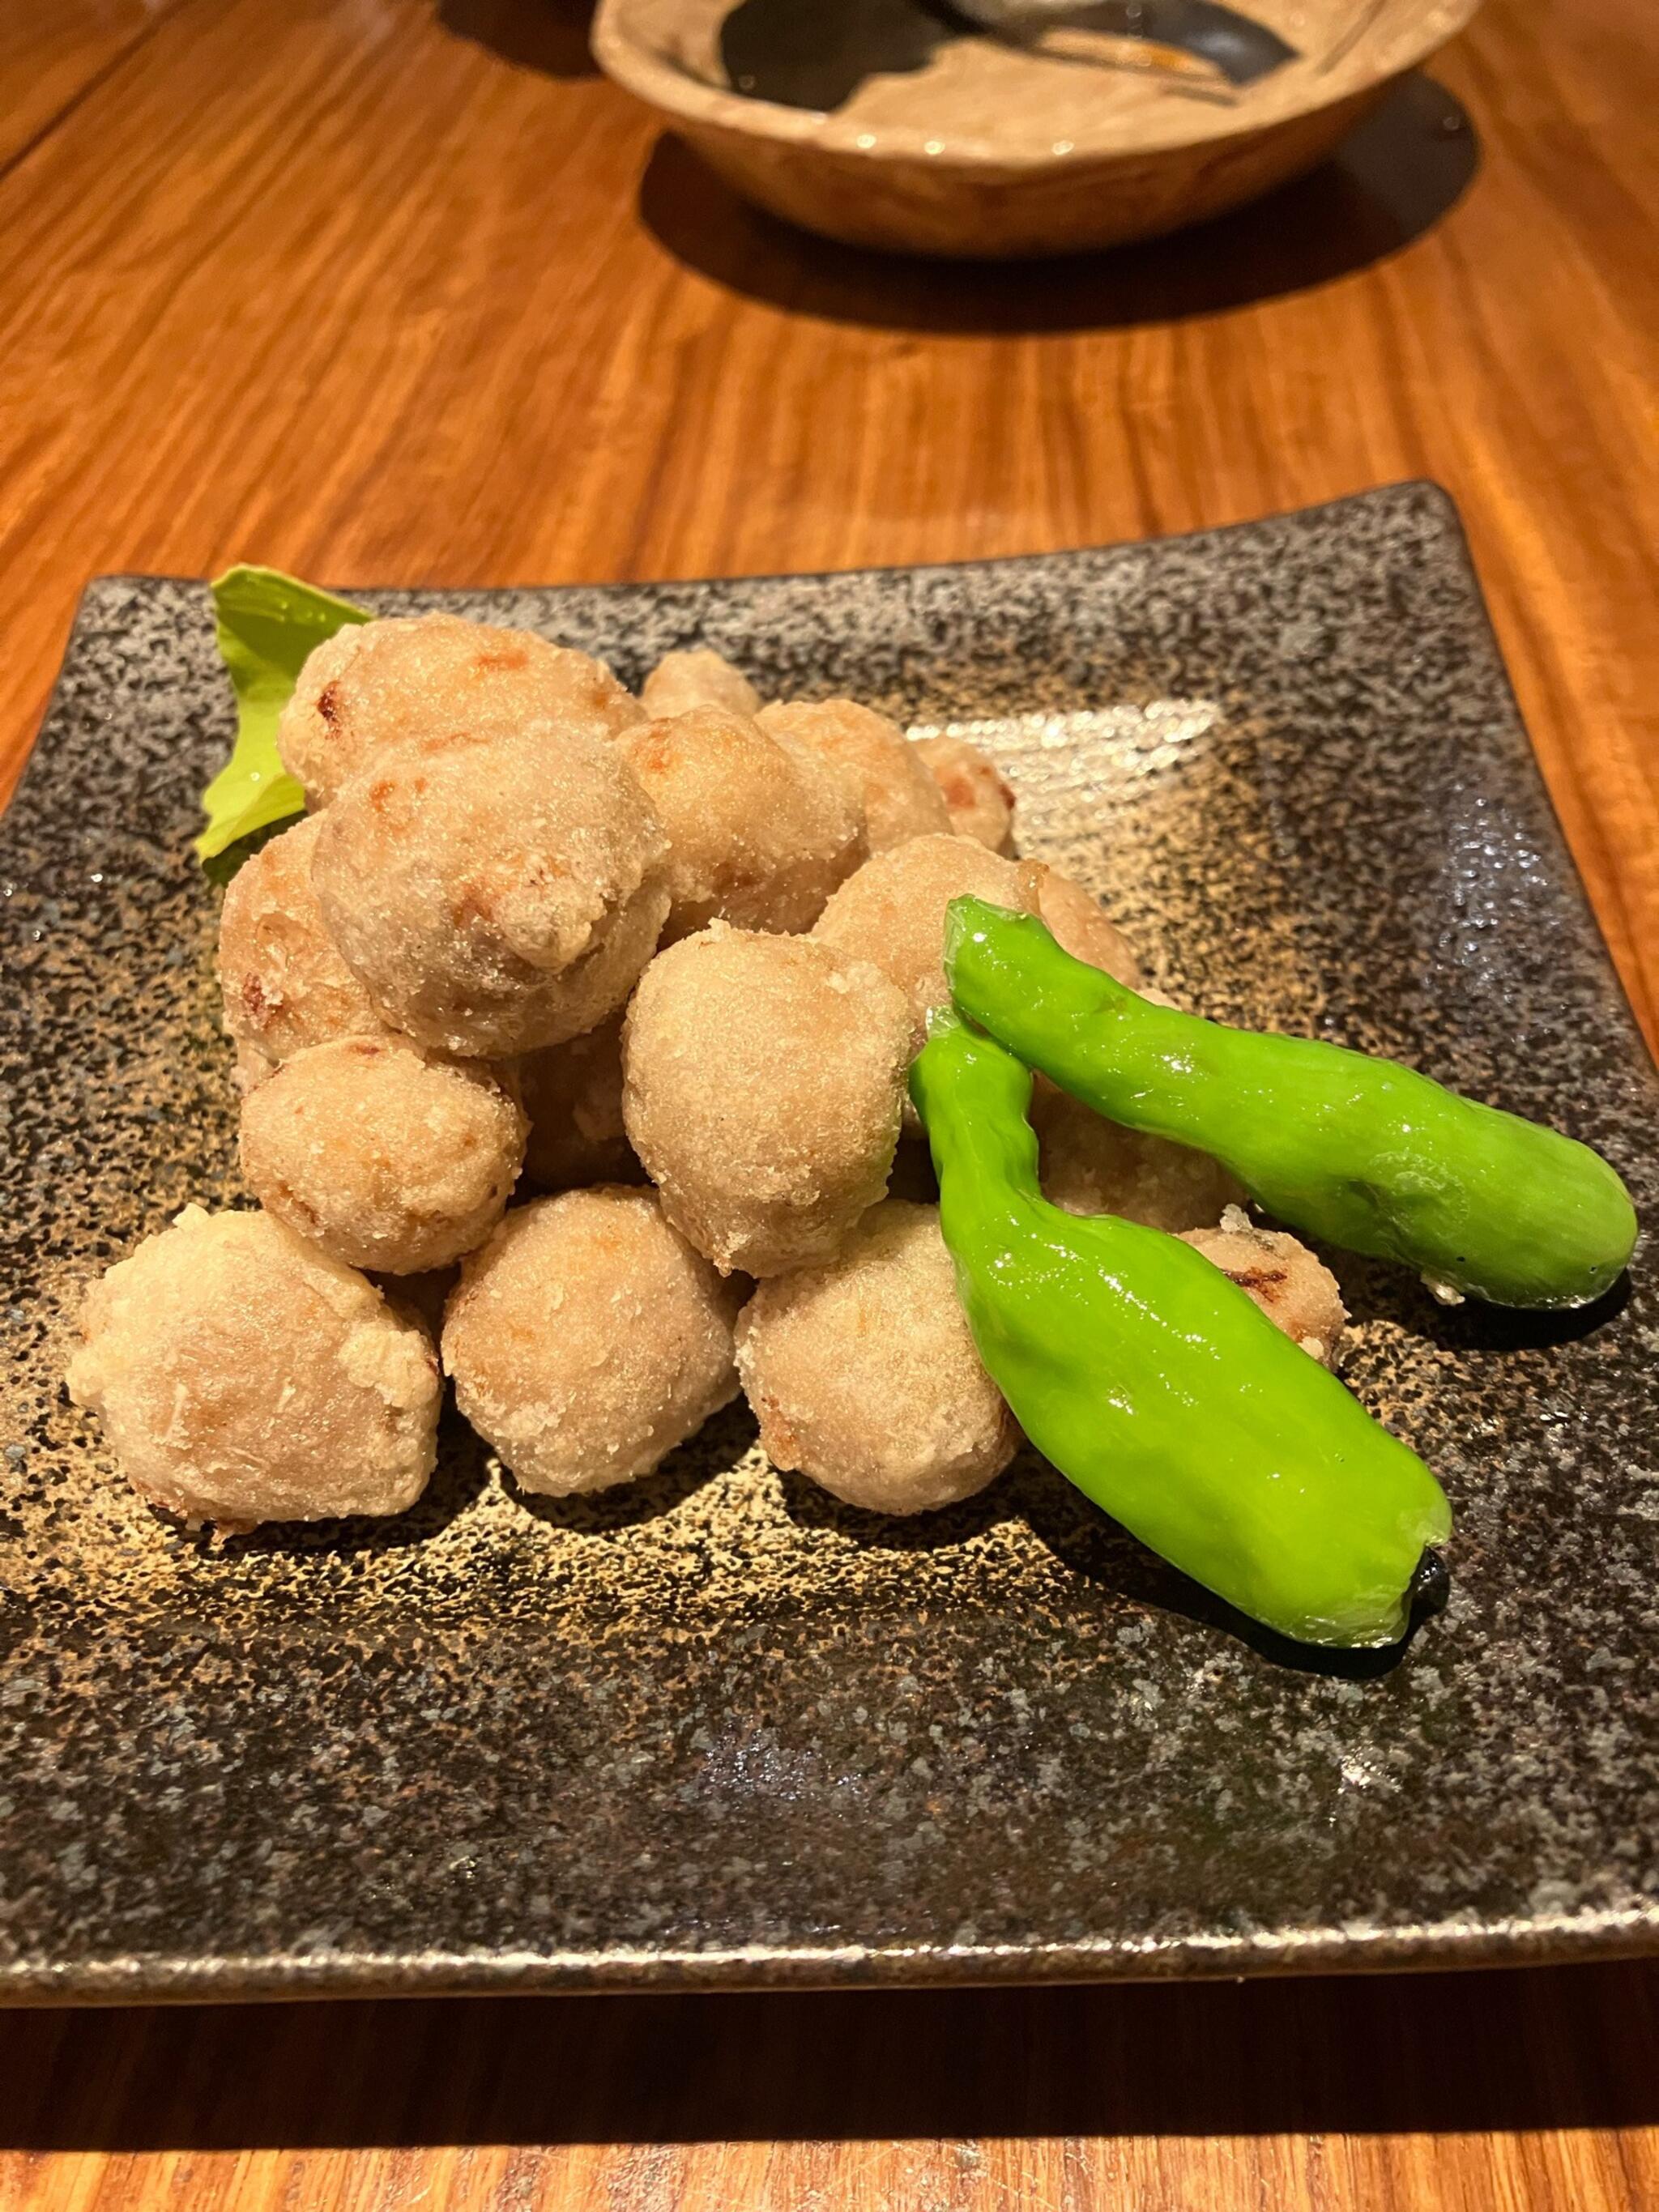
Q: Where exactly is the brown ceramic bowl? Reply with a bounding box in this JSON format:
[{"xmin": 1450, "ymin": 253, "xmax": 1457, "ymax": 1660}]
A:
[{"xmin": 595, "ymin": 0, "xmax": 1482, "ymax": 258}]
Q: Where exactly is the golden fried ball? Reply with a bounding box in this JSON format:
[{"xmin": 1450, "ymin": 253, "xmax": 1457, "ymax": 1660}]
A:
[
  {"xmin": 1035, "ymin": 869, "xmax": 1144, "ymax": 987},
  {"xmin": 619, "ymin": 706, "xmax": 866, "ymax": 940},
  {"xmin": 621, "ymin": 925, "xmax": 912, "ymax": 1276},
  {"xmin": 736, "ymin": 1200, "xmax": 1017, "ymax": 1515},
  {"xmin": 217, "ymin": 815, "xmax": 390, "ymax": 1072},
  {"xmin": 66, "ymin": 1206, "xmax": 440, "ymax": 1528},
  {"xmin": 278, "ymin": 612, "xmax": 642, "ymax": 808},
  {"xmin": 312, "ymin": 722, "xmax": 671, "ymax": 1057},
  {"xmin": 442, "ymin": 1187, "xmax": 741, "ymax": 1496},
  {"xmin": 515, "ymin": 1014, "xmax": 643, "ymax": 1192},
  {"xmin": 239, "ymin": 1038, "xmax": 527, "ymax": 1274},
  {"xmin": 1181, "ymin": 1206, "xmax": 1348, "ymax": 1366},
  {"xmin": 1032, "ymin": 1083, "xmax": 1243, "ymax": 1232},
  {"xmin": 640, "ymin": 647, "xmax": 762, "ymax": 721},
  {"xmin": 911, "ymin": 734, "xmax": 1017, "ymax": 855},
  {"xmin": 812, "ymin": 834, "xmax": 1043, "ymax": 1061},
  {"xmin": 758, "ymin": 699, "xmax": 951, "ymax": 851}
]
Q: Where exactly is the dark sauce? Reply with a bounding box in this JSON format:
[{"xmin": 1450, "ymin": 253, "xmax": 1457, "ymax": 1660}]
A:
[
  {"xmin": 717, "ymin": 0, "xmax": 1299, "ymax": 116},
  {"xmin": 719, "ymin": 0, "xmax": 961, "ymax": 113}
]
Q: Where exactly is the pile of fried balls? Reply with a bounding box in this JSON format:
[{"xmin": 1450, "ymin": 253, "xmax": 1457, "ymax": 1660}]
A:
[{"xmin": 67, "ymin": 616, "xmax": 1346, "ymax": 1532}]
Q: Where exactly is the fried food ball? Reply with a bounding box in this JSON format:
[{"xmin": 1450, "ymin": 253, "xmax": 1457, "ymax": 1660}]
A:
[
  {"xmin": 619, "ymin": 706, "xmax": 866, "ymax": 940},
  {"xmin": 312, "ymin": 722, "xmax": 671, "ymax": 1057},
  {"xmin": 1032, "ymin": 1083, "xmax": 1243, "ymax": 1232},
  {"xmin": 217, "ymin": 815, "xmax": 391, "ymax": 1071},
  {"xmin": 912, "ymin": 734, "xmax": 1017, "ymax": 855},
  {"xmin": 640, "ymin": 647, "xmax": 762, "ymax": 721},
  {"xmin": 1035, "ymin": 869, "xmax": 1144, "ymax": 987},
  {"xmin": 736, "ymin": 1200, "xmax": 1017, "ymax": 1515},
  {"xmin": 65, "ymin": 1205, "xmax": 440, "ymax": 1528},
  {"xmin": 758, "ymin": 699, "xmax": 952, "ymax": 852},
  {"xmin": 621, "ymin": 925, "xmax": 912, "ymax": 1276},
  {"xmin": 278, "ymin": 612, "xmax": 642, "ymax": 808},
  {"xmin": 239, "ymin": 1038, "xmax": 527, "ymax": 1274},
  {"xmin": 442, "ymin": 1187, "xmax": 741, "ymax": 1496},
  {"xmin": 1182, "ymin": 1205, "xmax": 1347, "ymax": 1366},
  {"xmin": 515, "ymin": 1014, "xmax": 643, "ymax": 1192},
  {"xmin": 812, "ymin": 834, "xmax": 1043, "ymax": 1061}
]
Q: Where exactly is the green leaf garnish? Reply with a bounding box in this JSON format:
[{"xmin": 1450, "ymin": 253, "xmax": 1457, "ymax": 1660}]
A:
[{"xmin": 196, "ymin": 565, "xmax": 369, "ymax": 862}]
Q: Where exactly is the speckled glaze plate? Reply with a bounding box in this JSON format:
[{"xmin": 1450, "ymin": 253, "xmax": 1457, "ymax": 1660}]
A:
[{"xmin": 2, "ymin": 484, "xmax": 1655, "ymax": 2005}]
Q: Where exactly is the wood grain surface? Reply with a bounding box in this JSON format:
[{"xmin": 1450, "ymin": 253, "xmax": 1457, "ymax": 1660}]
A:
[
  {"xmin": 2, "ymin": 1964, "xmax": 1657, "ymax": 2212},
  {"xmin": 0, "ymin": 0, "xmax": 1654, "ymax": 2206},
  {"xmin": 0, "ymin": 0, "xmax": 192, "ymax": 174}
]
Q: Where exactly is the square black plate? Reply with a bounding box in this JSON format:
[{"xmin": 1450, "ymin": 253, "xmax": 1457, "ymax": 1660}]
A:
[{"xmin": 2, "ymin": 484, "xmax": 1655, "ymax": 2003}]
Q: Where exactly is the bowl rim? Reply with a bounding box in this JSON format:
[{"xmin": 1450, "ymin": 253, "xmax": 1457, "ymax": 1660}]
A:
[{"xmin": 593, "ymin": 0, "xmax": 1483, "ymax": 171}]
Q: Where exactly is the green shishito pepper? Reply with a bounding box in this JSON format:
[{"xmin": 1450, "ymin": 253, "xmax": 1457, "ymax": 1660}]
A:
[
  {"xmin": 945, "ymin": 898, "xmax": 1637, "ymax": 1311},
  {"xmin": 911, "ymin": 1011, "xmax": 1452, "ymax": 1648}
]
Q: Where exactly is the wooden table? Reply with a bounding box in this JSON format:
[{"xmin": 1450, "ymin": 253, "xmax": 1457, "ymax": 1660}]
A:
[{"xmin": 1, "ymin": 0, "xmax": 1653, "ymax": 2205}]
